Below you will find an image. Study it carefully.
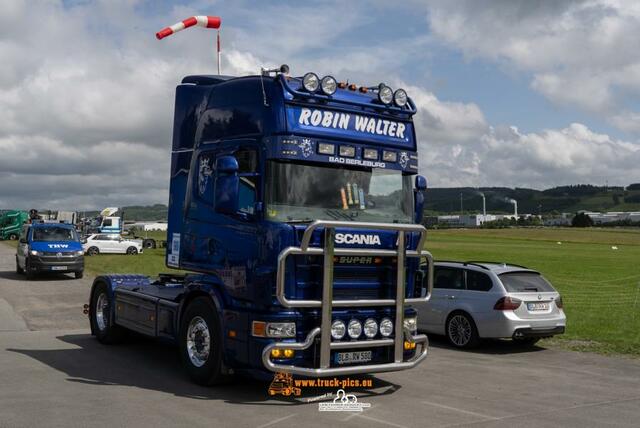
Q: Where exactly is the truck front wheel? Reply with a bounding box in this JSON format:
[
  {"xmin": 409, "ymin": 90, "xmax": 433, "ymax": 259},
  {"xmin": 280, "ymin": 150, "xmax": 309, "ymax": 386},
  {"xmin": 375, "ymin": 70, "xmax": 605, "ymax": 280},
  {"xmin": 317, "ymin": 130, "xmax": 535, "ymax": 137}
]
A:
[
  {"xmin": 90, "ymin": 282, "xmax": 125, "ymax": 344},
  {"xmin": 179, "ymin": 297, "xmax": 225, "ymax": 386}
]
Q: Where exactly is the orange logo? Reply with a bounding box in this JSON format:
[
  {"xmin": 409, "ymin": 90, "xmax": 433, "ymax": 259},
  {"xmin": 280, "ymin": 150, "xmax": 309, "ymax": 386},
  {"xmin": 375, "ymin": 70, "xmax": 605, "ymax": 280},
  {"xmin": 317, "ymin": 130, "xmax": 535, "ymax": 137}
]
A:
[{"xmin": 268, "ymin": 372, "xmax": 302, "ymax": 397}]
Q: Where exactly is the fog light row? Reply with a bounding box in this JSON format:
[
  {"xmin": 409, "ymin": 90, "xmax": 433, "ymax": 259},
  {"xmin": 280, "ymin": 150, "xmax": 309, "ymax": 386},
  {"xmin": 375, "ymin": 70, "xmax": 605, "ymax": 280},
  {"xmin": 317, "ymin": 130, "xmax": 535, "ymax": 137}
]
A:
[
  {"xmin": 303, "ymin": 72, "xmax": 337, "ymax": 95},
  {"xmin": 331, "ymin": 318, "xmax": 394, "ymax": 340},
  {"xmin": 270, "ymin": 348, "xmax": 295, "ymax": 359}
]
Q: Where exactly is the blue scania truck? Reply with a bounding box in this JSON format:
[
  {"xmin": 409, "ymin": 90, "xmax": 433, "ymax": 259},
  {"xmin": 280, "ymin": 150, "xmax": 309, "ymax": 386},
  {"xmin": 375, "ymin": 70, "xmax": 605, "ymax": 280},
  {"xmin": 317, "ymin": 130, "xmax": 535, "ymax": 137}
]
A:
[{"xmin": 88, "ymin": 66, "xmax": 434, "ymax": 385}]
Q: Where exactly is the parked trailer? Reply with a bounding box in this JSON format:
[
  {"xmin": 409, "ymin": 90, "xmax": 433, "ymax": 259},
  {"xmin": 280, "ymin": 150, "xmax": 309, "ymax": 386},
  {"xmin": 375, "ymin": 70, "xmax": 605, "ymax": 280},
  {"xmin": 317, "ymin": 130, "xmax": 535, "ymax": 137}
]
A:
[{"xmin": 87, "ymin": 16, "xmax": 433, "ymax": 385}]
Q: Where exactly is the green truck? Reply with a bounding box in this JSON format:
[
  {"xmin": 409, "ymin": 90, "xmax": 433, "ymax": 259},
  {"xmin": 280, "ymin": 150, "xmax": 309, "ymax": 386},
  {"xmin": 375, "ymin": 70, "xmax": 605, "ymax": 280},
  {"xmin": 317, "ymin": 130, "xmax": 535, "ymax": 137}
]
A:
[{"xmin": 0, "ymin": 211, "xmax": 28, "ymax": 240}]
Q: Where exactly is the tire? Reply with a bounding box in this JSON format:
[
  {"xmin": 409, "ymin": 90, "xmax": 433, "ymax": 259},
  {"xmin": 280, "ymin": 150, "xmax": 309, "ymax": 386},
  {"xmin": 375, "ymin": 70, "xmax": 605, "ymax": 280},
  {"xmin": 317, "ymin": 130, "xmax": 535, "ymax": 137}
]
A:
[
  {"xmin": 446, "ymin": 312, "xmax": 480, "ymax": 349},
  {"xmin": 514, "ymin": 337, "xmax": 540, "ymax": 347},
  {"xmin": 143, "ymin": 239, "xmax": 156, "ymax": 249},
  {"xmin": 75, "ymin": 271, "xmax": 84, "ymax": 279},
  {"xmin": 8, "ymin": 233, "xmax": 18, "ymax": 241},
  {"xmin": 25, "ymin": 260, "xmax": 35, "ymax": 280},
  {"xmin": 87, "ymin": 247, "xmax": 99, "ymax": 256},
  {"xmin": 179, "ymin": 297, "xmax": 225, "ymax": 386},
  {"xmin": 90, "ymin": 282, "xmax": 125, "ymax": 344},
  {"xmin": 16, "ymin": 258, "xmax": 24, "ymax": 275},
  {"xmin": 126, "ymin": 246, "xmax": 138, "ymax": 255}
]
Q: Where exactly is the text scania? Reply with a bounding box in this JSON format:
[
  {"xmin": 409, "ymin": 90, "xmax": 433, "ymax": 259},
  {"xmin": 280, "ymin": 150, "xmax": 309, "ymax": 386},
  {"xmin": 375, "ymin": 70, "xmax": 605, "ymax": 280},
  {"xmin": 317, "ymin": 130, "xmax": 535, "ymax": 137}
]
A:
[
  {"xmin": 334, "ymin": 233, "xmax": 381, "ymax": 246},
  {"xmin": 298, "ymin": 108, "xmax": 406, "ymax": 139}
]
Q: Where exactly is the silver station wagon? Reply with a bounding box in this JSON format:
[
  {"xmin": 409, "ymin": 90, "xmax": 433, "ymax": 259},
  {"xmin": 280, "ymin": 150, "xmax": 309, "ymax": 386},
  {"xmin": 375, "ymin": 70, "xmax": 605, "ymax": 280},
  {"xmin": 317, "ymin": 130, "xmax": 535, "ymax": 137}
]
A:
[{"xmin": 414, "ymin": 261, "xmax": 566, "ymax": 348}]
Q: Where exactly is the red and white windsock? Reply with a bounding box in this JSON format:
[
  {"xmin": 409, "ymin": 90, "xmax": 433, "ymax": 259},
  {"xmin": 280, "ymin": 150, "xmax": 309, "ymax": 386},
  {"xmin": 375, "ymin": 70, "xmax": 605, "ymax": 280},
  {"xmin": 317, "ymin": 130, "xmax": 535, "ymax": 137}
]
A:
[{"xmin": 156, "ymin": 16, "xmax": 222, "ymax": 74}]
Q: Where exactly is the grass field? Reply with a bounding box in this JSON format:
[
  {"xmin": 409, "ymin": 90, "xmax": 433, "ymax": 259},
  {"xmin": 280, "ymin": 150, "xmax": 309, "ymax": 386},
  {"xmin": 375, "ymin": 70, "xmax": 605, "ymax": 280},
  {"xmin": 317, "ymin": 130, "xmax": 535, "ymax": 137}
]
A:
[
  {"xmin": 3, "ymin": 227, "xmax": 639, "ymax": 357},
  {"xmin": 427, "ymin": 228, "xmax": 640, "ymax": 357}
]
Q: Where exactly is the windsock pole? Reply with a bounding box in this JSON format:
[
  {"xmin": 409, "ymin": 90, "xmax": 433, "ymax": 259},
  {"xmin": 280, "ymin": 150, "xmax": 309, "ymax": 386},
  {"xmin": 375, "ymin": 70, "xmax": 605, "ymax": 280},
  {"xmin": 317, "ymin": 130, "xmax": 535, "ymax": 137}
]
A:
[{"xmin": 156, "ymin": 16, "xmax": 222, "ymax": 74}]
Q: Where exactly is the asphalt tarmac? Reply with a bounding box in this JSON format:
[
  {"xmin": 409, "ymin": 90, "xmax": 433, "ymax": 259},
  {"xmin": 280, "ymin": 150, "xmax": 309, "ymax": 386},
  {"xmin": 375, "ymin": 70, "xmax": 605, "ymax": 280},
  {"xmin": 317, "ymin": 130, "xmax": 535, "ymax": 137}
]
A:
[{"xmin": 1, "ymin": 243, "xmax": 639, "ymax": 427}]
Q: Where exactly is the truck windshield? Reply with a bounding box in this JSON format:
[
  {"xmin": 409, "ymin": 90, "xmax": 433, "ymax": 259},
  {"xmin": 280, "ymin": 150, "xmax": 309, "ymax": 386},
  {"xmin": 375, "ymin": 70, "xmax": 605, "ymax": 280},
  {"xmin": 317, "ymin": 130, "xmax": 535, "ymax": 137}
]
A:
[
  {"xmin": 32, "ymin": 227, "xmax": 78, "ymax": 242},
  {"xmin": 266, "ymin": 161, "xmax": 413, "ymax": 223}
]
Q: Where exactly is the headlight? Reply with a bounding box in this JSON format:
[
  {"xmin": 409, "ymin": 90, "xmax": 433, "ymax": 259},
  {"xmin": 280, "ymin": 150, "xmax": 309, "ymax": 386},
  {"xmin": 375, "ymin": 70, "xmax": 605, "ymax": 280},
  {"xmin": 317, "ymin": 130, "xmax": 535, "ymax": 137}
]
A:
[
  {"xmin": 75, "ymin": 250, "xmax": 84, "ymax": 256},
  {"xmin": 266, "ymin": 322, "xmax": 296, "ymax": 338},
  {"xmin": 317, "ymin": 142, "xmax": 335, "ymax": 155},
  {"xmin": 382, "ymin": 151, "xmax": 397, "ymax": 162},
  {"xmin": 302, "ymin": 72, "xmax": 320, "ymax": 92},
  {"xmin": 393, "ymin": 88, "xmax": 408, "ymax": 107},
  {"xmin": 347, "ymin": 319, "xmax": 362, "ymax": 339},
  {"xmin": 363, "ymin": 148, "xmax": 378, "ymax": 160},
  {"xmin": 339, "ymin": 145, "xmax": 355, "ymax": 157},
  {"xmin": 363, "ymin": 318, "xmax": 378, "ymax": 338},
  {"xmin": 30, "ymin": 250, "xmax": 39, "ymax": 256},
  {"xmin": 403, "ymin": 317, "xmax": 417, "ymax": 334},
  {"xmin": 378, "ymin": 84, "xmax": 393, "ymax": 105},
  {"xmin": 320, "ymin": 75, "xmax": 337, "ymax": 95},
  {"xmin": 380, "ymin": 318, "xmax": 393, "ymax": 337},
  {"xmin": 331, "ymin": 319, "xmax": 346, "ymax": 340}
]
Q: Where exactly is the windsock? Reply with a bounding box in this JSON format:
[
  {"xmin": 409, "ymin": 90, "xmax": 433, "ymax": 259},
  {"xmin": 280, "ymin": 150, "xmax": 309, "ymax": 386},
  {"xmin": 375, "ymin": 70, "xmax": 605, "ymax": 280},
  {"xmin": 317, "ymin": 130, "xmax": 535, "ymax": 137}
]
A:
[{"xmin": 156, "ymin": 16, "xmax": 222, "ymax": 74}]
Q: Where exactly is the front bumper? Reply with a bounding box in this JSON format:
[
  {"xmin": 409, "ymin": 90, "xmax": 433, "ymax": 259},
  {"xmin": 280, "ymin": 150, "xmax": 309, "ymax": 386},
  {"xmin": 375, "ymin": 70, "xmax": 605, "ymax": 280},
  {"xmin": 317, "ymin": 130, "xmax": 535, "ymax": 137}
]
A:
[
  {"xmin": 262, "ymin": 327, "xmax": 428, "ymax": 377},
  {"xmin": 28, "ymin": 255, "xmax": 84, "ymax": 273}
]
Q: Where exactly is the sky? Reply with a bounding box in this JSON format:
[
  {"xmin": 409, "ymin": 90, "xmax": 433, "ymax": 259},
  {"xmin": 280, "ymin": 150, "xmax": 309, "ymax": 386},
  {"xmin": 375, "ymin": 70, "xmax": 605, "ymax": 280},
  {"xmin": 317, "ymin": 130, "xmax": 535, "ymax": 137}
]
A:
[{"xmin": 1, "ymin": 0, "xmax": 639, "ymax": 210}]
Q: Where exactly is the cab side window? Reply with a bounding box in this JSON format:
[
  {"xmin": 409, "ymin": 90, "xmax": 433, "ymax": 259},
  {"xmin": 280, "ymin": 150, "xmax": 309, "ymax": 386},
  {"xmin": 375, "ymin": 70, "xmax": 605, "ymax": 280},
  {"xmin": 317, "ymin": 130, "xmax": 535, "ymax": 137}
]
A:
[
  {"xmin": 235, "ymin": 148, "xmax": 258, "ymax": 215},
  {"xmin": 434, "ymin": 267, "xmax": 464, "ymax": 290},
  {"xmin": 466, "ymin": 270, "xmax": 493, "ymax": 292}
]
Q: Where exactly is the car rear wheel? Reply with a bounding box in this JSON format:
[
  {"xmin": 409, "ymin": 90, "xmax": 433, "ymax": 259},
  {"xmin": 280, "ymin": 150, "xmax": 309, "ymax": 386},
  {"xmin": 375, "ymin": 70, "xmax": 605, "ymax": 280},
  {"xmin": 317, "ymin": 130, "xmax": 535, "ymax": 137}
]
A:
[
  {"xmin": 75, "ymin": 271, "xmax": 84, "ymax": 279},
  {"xmin": 126, "ymin": 246, "xmax": 138, "ymax": 255},
  {"xmin": 87, "ymin": 247, "xmax": 99, "ymax": 256},
  {"xmin": 446, "ymin": 312, "xmax": 480, "ymax": 349}
]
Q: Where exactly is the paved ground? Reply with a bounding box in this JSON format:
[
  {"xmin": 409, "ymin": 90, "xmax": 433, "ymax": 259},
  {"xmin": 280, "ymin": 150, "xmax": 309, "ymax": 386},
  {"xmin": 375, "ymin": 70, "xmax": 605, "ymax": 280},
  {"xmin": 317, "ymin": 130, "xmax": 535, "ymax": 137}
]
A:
[{"xmin": 1, "ymin": 242, "xmax": 640, "ymax": 428}]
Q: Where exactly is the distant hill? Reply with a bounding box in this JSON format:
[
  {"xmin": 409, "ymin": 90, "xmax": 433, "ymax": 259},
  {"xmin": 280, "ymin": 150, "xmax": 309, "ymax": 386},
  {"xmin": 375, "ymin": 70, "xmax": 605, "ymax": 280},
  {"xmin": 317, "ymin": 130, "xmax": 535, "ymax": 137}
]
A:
[
  {"xmin": 81, "ymin": 204, "xmax": 168, "ymax": 222},
  {"xmin": 425, "ymin": 184, "xmax": 640, "ymax": 215},
  {"xmin": 68, "ymin": 184, "xmax": 640, "ymax": 221}
]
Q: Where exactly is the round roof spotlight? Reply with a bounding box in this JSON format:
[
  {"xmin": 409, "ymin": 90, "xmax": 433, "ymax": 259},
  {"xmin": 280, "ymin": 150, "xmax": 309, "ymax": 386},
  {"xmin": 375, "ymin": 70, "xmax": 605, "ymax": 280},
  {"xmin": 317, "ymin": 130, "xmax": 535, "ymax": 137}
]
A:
[
  {"xmin": 320, "ymin": 75, "xmax": 337, "ymax": 95},
  {"xmin": 393, "ymin": 88, "xmax": 408, "ymax": 107},
  {"xmin": 302, "ymin": 72, "xmax": 320, "ymax": 92},
  {"xmin": 378, "ymin": 84, "xmax": 393, "ymax": 105}
]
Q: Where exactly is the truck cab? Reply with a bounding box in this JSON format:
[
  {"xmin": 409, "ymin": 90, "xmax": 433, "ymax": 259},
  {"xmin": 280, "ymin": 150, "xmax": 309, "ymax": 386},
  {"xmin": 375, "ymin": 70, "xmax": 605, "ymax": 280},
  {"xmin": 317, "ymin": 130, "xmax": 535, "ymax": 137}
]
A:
[
  {"xmin": 88, "ymin": 69, "xmax": 434, "ymax": 385},
  {"xmin": 17, "ymin": 222, "xmax": 85, "ymax": 279},
  {"xmin": 0, "ymin": 210, "xmax": 28, "ymax": 241}
]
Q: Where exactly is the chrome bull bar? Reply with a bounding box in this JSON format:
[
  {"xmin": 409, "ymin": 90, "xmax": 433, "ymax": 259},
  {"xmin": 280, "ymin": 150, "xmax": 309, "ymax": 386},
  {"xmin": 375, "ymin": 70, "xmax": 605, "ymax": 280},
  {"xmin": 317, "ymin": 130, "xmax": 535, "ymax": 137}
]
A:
[{"xmin": 265, "ymin": 220, "xmax": 434, "ymax": 376}]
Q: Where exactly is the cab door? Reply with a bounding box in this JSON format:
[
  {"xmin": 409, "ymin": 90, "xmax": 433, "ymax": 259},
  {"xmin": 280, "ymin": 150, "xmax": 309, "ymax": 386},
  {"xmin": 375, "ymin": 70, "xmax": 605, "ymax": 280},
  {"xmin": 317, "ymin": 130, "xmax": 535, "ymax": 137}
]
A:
[{"xmin": 416, "ymin": 266, "xmax": 464, "ymax": 334}]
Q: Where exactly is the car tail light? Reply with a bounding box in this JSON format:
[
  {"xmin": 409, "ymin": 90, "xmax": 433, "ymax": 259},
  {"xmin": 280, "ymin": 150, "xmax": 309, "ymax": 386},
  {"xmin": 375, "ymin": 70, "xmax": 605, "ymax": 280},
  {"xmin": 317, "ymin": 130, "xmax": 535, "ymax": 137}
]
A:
[
  {"xmin": 555, "ymin": 296, "xmax": 564, "ymax": 309},
  {"xmin": 494, "ymin": 296, "xmax": 522, "ymax": 310}
]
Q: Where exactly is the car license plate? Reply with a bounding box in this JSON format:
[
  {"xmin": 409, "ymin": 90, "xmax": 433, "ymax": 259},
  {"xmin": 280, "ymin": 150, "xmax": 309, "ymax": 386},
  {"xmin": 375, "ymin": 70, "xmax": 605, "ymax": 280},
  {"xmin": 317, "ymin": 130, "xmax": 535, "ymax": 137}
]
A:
[
  {"xmin": 50, "ymin": 266, "xmax": 67, "ymax": 271},
  {"xmin": 335, "ymin": 351, "xmax": 372, "ymax": 365},
  {"xmin": 527, "ymin": 302, "xmax": 549, "ymax": 311}
]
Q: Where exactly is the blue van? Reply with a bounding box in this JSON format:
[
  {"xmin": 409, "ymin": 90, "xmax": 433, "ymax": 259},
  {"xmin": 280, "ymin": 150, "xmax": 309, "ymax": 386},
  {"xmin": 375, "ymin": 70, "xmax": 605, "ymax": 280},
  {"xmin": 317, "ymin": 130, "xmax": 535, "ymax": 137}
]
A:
[{"xmin": 16, "ymin": 222, "xmax": 84, "ymax": 280}]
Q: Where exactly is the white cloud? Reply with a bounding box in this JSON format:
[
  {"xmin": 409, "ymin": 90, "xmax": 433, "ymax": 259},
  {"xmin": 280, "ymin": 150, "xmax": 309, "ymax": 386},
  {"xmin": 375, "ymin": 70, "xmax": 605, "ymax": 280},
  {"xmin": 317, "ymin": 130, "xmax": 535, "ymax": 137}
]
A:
[
  {"xmin": 426, "ymin": 0, "xmax": 640, "ymax": 132},
  {"xmin": 409, "ymin": 86, "xmax": 640, "ymax": 188}
]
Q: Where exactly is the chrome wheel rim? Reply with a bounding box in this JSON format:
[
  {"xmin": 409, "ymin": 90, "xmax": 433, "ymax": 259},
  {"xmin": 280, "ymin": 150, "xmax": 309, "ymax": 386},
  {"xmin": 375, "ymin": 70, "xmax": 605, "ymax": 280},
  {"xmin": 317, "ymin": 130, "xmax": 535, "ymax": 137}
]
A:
[
  {"xmin": 95, "ymin": 293, "xmax": 108, "ymax": 331},
  {"xmin": 187, "ymin": 316, "xmax": 211, "ymax": 368},
  {"xmin": 448, "ymin": 315, "xmax": 471, "ymax": 346}
]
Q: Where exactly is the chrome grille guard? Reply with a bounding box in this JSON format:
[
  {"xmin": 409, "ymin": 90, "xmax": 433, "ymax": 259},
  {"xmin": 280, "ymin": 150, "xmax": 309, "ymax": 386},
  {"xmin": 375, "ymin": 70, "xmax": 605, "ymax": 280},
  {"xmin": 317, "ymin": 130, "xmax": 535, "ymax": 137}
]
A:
[{"xmin": 262, "ymin": 220, "xmax": 434, "ymax": 376}]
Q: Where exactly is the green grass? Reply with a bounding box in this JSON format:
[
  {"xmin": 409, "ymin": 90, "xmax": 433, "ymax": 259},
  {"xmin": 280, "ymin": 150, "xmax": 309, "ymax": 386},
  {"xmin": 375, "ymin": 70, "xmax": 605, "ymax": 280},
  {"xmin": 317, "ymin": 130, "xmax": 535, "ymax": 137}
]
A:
[
  {"xmin": 83, "ymin": 248, "xmax": 183, "ymax": 278},
  {"xmin": 426, "ymin": 227, "xmax": 640, "ymax": 357}
]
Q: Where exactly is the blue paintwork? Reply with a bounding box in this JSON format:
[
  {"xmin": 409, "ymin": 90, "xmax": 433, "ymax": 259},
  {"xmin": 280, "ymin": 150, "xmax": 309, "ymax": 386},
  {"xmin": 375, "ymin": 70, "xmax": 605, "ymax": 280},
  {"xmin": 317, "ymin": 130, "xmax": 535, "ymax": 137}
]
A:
[
  {"xmin": 27, "ymin": 223, "xmax": 82, "ymax": 253},
  {"xmin": 95, "ymin": 71, "xmax": 427, "ymax": 376}
]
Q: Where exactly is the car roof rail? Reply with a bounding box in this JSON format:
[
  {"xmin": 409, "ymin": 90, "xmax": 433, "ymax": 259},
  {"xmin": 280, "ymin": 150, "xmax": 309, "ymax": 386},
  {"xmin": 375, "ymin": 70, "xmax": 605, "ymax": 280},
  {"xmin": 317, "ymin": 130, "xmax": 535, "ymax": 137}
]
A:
[{"xmin": 465, "ymin": 260, "xmax": 529, "ymax": 269}]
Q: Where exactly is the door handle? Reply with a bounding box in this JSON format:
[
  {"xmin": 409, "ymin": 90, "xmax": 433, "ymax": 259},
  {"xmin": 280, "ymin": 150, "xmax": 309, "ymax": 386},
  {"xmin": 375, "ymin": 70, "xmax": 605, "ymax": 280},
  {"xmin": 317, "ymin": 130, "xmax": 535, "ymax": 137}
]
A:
[{"xmin": 448, "ymin": 295, "xmax": 456, "ymax": 300}]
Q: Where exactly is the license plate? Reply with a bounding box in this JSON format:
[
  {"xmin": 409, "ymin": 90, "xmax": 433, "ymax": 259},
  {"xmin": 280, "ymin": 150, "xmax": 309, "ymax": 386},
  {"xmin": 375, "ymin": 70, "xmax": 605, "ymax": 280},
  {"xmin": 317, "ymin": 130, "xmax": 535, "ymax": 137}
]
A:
[
  {"xmin": 50, "ymin": 266, "xmax": 67, "ymax": 271},
  {"xmin": 335, "ymin": 351, "xmax": 372, "ymax": 365},
  {"xmin": 527, "ymin": 302, "xmax": 549, "ymax": 311}
]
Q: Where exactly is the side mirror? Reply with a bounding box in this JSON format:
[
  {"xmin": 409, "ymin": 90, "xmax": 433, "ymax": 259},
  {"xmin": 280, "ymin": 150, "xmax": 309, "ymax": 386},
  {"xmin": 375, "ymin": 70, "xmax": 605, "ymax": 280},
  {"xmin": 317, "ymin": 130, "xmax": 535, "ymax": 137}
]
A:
[
  {"xmin": 19, "ymin": 238, "xmax": 27, "ymax": 244},
  {"xmin": 214, "ymin": 155, "xmax": 240, "ymax": 215},
  {"xmin": 414, "ymin": 175, "xmax": 427, "ymax": 223}
]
